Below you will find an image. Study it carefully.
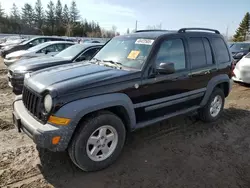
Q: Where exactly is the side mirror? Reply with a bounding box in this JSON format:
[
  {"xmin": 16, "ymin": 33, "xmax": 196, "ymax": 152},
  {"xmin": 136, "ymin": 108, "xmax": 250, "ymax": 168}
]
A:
[
  {"xmin": 156, "ymin": 62, "xmax": 175, "ymax": 74},
  {"xmin": 44, "ymin": 49, "xmax": 50, "ymax": 54},
  {"xmin": 29, "ymin": 42, "xmax": 33, "ymax": 47}
]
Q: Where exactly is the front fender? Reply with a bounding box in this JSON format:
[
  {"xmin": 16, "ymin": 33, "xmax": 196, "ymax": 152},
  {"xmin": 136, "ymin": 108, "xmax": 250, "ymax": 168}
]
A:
[{"xmin": 54, "ymin": 92, "xmax": 136, "ymax": 133}]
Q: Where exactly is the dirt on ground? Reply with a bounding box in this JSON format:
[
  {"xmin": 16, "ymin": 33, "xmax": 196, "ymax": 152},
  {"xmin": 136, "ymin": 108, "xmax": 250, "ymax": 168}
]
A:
[{"xmin": 2, "ymin": 60, "xmax": 250, "ymax": 188}]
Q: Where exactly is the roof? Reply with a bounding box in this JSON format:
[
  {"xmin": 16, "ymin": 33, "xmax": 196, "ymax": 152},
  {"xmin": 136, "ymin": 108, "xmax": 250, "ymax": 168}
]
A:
[
  {"xmin": 121, "ymin": 28, "xmax": 221, "ymax": 39},
  {"xmin": 124, "ymin": 31, "xmax": 175, "ymax": 39},
  {"xmin": 78, "ymin": 43, "xmax": 105, "ymax": 48},
  {"xmin": 45, "ymin": 41, "xmax": 75, "ymax": 45},
  {"xmin": 32, "ymin": 36, "xmax": 70, "ymax": 39}
]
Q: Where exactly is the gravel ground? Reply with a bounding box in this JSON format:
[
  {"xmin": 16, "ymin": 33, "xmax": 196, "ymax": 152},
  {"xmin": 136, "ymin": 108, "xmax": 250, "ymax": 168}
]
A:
[{"xmin": 1, "ymin": 60, "xmax": 250, "ymax": 188}]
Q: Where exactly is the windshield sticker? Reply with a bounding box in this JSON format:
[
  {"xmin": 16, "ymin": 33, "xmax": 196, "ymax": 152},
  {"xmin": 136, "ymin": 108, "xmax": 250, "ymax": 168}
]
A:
[
  {"xmin": 135, "ymin": 39, "xmax": 154, "ymax": 45},
  {"xmin": 127, "ymin": 50, "xmax": 140, "ymax": 59}
]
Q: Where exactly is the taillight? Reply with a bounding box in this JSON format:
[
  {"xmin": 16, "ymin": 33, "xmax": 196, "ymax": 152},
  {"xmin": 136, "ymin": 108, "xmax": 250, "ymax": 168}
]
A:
[{"xmin": 231, "ymin": 59, "xmax": 237, "ymax": 77}]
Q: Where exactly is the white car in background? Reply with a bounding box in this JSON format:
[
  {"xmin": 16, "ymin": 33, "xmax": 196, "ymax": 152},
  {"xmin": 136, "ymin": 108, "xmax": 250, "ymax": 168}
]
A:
[
  {"xmin": 4, "ymin": 41, "xmax": 74, "ymax": 66},
  {"xmin": 232, "ymin": 53, "xmax": 250, "ymax": 84}
]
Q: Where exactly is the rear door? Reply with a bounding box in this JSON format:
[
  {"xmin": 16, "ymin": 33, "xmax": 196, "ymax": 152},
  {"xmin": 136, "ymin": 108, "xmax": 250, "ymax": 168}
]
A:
[{"xmin": 188, "ymin": 37, "xmax": 217, "ymax": 95}]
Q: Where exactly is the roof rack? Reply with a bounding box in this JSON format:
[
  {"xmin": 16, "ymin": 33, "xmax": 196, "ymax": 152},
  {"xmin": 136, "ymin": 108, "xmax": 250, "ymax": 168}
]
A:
[
  {"xmin": 135, "ymin": 29, "xmax": 170, "ymax": 33},
  {"xmin": 178, "ymin": 28, "xmax": 220, "ymax": 34}
]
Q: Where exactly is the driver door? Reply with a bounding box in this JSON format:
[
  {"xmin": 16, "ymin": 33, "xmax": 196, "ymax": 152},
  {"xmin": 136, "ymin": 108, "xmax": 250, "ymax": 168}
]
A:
[{"xmin": 134, "ymin": 37, "xmax": 195, "ymax": 122}]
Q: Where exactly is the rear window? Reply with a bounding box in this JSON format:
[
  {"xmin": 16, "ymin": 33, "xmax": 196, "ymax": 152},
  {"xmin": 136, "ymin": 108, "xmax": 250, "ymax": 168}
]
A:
[{"xmin": 211, "ymin": 38, "xmax": 230, "ymax": 63}]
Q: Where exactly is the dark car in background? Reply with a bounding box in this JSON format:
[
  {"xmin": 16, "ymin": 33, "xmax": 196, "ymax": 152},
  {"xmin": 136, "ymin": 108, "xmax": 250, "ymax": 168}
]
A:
[
  {"xmin": 8, "ymin": 43, "xmax": 103, "ymax": 94},
  {"xmin": 1, "ymin": 36, "xmax": 74, "ymax": 58},
  {"xmin": 230, "ymin": 42, "xmax": 250, "ymax": 61}
]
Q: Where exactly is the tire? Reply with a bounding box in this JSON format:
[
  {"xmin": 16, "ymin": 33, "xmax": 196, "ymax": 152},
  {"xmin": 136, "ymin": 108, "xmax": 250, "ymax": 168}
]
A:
[
  {"xmin": 198, "ymin": 88, "xmax": 225, "ymax": 122},
  {"xmin": 68, "ymin": 111, "xmax": 126, "ymax": 172}
]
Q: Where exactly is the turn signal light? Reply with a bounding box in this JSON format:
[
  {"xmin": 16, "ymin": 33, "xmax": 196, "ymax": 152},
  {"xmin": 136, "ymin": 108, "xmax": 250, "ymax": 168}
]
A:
[
  {"xmin": 52, "ymin": 136, "xmax": 61, "ymax": 145},
  {"xmin": 48, "ymin": 115, "xmax": 71, "ymax": 126}
]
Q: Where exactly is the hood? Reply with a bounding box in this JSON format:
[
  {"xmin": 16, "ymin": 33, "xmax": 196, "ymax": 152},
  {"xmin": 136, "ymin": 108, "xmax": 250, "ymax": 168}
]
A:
[
  {"xmin": 25, "ymin": 62, "xmax": 133, "ymax": 95},
  {"xmin": 9, "ymin": 56, "xmax": 71, "ymax": 72},
  {"xmin": 6, "ymin": 50, "xmax": 29, "ymax": 58}
]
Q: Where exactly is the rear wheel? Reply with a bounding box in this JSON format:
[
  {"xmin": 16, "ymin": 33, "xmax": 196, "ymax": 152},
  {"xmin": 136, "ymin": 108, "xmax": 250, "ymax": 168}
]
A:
[
  {"xmin": 198, "ymin": 88, "xmax": 225, "ymax": 122},
  {"xmin": 68, "ymin": 111, "xmax": 126, "ymax": 172}
]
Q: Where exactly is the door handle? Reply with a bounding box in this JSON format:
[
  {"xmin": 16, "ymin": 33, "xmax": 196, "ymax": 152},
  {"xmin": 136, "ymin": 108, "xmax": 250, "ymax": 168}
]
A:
[{"xmin": 172, "ymin": 75, "xmax": 188, "ymax": 81}]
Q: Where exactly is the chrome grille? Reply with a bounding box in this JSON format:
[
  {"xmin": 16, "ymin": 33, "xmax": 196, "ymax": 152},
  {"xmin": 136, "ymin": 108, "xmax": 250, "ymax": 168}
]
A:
[{"xmin": 22, "ymin": 86, "xmax": 42, "ymax": 120}]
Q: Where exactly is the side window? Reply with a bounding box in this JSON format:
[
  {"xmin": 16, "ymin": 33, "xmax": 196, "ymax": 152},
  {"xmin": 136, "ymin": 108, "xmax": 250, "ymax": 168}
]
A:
[
  {"xmin": 55, "ymin": 44, "xmax": 66, "ymax": 52},
  {"xmin": 44, "ymin": 38, "xmax": 52, "ymax": 42},
  {"xmin": 156, "ymin": 39, "xmax": 186, "ymax": 71},
  {"xmin": 211, "ymin": 37, "xmax": 230, "ymax": 63},
  {"xmin": 31, "ymin": 39, "xmax": 40, "ymax": 46},
  {"xmin": 203, "ymin": 38, "xmax": 213, "ymax": 65},
  {"xmin": 65, "ymin": 44, "xmax": 73, "ymax": 48},
  {"xmin": 189, "ymin": 37, "xmax": 206, "ymax": 68},
  {"xmin": 40, "ymin": 45, "xmax": 56, "ymax": 53},
  {"xmin": 75, "ymin": 48, "xmax": 100, "ymax": 62}
]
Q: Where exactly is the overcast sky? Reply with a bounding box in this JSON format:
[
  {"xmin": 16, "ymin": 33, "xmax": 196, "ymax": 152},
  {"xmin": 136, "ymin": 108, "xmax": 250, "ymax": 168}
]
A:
[{"xmin": 1, "ymin": 0, "xmax": 249, "ymax": 35}]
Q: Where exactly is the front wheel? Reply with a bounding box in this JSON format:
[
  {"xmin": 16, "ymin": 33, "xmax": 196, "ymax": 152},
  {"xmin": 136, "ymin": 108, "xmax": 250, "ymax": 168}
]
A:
[
  {"xmin": 198, "ymin": 88, "xmax": 225, "ymax": 122},
  {"xmin": 68, "ymin": 111, "xmax": 126, "ymax": 172}
]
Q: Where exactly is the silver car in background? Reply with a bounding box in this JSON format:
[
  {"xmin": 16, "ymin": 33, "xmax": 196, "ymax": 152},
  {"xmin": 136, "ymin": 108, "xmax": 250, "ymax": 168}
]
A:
[{"xmin": 4, "ymin": 41, "xmax": 74, "ymax": 66}]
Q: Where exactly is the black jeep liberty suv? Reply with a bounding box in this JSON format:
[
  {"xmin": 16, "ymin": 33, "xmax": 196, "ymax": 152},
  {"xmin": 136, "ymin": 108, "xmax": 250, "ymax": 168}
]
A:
[{"xmin": 13, "ymin": 28, "xmax": 233, "ymax": 172}]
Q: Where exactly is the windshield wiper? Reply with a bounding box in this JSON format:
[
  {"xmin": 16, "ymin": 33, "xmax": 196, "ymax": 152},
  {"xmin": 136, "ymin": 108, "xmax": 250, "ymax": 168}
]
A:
[{"xmin": 103, "ymin": 60, "xmax": 123, "ymax": 69}]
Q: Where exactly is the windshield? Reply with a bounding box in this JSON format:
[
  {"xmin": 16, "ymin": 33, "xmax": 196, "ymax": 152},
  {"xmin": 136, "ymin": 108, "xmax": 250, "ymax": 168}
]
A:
[
  {"xmin": 55, "ymin": 44, "xmax": 84, "ymax": 58},
  {"xmin": 230, "ymin": 43, "xmax": 250, "ymax": 51},
  {"xmin": 28, "ymin": 42, "xmax": 49, "ymax": 51},
  {"xmin": 93, "ymin": 37, "xmax": 154, "ymax": 70}
]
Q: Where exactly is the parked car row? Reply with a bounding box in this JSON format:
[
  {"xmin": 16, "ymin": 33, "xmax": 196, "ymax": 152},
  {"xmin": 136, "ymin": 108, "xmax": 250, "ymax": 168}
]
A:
[
  {"xmin": 8, "ymin": 43, "xmax": 103, "ymax": 94},
  {"xmin": 4, "ymin": 41, "xmax": 75, "ymax": 66},
  {"xmin": 1, "ymin": 36, "xmax": 74, "ymax": 58},
  {"xmin": 10, "ymin": 28, "xmax": 233, "ymax": 172}
]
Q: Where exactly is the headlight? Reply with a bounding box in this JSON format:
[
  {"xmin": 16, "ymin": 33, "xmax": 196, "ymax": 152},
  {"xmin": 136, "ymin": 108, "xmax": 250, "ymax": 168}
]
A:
[
  {"xmin": 9, "ymin": 56, "xmax": 21, "ymax": 60},
  {"xmin": 4, "ymin": 46, "xmax": 13, "ymax": 50},
  {"xmin": 44, "ymin": 94, "xmax": 53, "ymax": 112}
]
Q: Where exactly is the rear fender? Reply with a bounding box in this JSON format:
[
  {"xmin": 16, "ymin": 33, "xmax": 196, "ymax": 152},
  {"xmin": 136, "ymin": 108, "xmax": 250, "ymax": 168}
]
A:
[{"xmin": 200, "ymin": 74, "xmax": 231, "ymax": 106}]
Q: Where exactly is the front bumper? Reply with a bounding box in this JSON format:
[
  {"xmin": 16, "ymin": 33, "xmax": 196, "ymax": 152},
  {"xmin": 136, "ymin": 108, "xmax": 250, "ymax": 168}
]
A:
[
  {"xmin": 13, "ymin": 98, "xmax": 70, "ymax": 151},
  {"xmin": 4, "ymin": 58, "xmax": 18, "ymax": 67}
]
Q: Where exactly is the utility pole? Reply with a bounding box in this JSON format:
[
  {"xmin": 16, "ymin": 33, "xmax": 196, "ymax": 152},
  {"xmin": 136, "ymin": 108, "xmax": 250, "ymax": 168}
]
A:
[
  {"xmin": 135, "ymin": 20, "xmax": 137, "ymax": 31},
  {"xmin": 226, "ymin": 25, "xmax": 229, "ymax": 41}
]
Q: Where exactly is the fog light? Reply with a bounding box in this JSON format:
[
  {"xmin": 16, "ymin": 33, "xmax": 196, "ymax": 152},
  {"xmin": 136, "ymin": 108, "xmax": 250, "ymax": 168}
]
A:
[
  {"xmin": 48, "ymin": 115, "xmax": 71, "ymax": 126},
  {"xmin": 52, "ymin": 136, "xmax": 61, "ymax": 145}
]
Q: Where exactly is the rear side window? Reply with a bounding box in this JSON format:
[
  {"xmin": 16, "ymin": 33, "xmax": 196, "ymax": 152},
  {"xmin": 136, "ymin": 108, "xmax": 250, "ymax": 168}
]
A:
[
  {"xmin": 189, "ymin": 38, "xmax": 206, "ymax": 68},
  {"xmin": 211, "ymin": 37, "xmax": 230, "ymax": 63}
]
